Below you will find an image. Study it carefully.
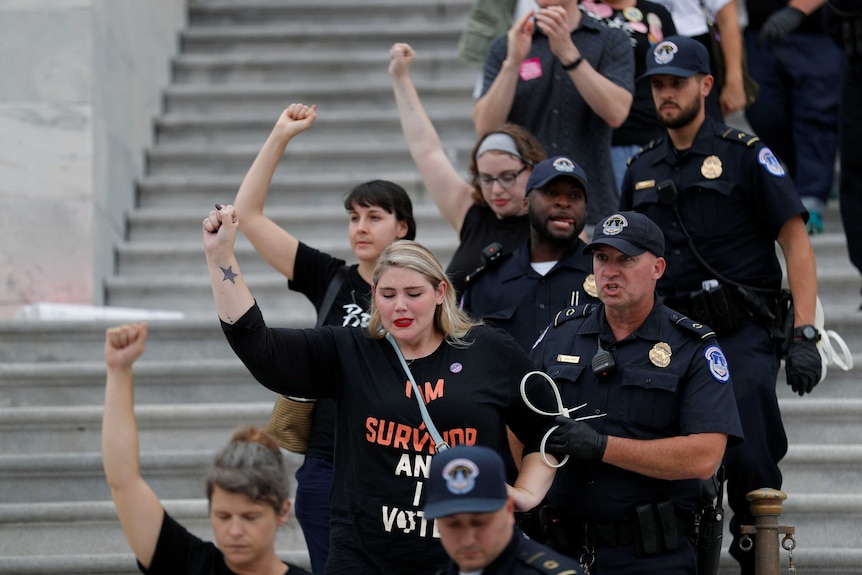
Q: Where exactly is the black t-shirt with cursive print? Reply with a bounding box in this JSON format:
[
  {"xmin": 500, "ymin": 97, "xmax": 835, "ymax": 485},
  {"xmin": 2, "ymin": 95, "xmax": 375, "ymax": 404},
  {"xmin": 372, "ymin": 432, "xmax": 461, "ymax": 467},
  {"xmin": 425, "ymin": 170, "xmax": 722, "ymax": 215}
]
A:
[
  {"xmin": 221, "ymin": 304, "xmax": 556, "ymax": 575},
  {"xmin": 288, "ymin": 242, "xmax": 373, "ymax": 460}
]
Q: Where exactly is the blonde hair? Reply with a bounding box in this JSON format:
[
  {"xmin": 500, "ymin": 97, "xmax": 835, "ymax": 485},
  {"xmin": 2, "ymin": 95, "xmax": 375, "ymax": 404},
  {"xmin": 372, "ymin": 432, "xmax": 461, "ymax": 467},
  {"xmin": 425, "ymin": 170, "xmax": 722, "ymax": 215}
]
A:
[
  {"xmin": 205, "ymin": 425, "xmax": 290, "ymax": 513},
  {"xmin": 368, "ymin": 240, "xmax": 479, "ymax": 347}
]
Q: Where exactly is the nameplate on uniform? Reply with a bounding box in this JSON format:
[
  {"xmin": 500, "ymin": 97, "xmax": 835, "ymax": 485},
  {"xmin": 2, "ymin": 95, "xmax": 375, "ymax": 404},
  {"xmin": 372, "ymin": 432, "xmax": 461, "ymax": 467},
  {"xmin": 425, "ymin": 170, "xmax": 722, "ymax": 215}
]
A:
[
  {"xmin": 556, "ymin": 354, "xmax": 580, "ymax": 364},
  {"xmin": 635, "ymin": 179, "xmax": 655, "ymax": 191}
]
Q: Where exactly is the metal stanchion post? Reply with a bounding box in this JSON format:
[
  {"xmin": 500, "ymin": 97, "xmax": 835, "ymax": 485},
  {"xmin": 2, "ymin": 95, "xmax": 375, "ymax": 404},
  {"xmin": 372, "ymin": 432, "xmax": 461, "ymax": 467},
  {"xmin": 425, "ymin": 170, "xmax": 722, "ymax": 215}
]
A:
[{"xmin": 737, "ymin": 488, "xmax": 797, "ymax": 575}]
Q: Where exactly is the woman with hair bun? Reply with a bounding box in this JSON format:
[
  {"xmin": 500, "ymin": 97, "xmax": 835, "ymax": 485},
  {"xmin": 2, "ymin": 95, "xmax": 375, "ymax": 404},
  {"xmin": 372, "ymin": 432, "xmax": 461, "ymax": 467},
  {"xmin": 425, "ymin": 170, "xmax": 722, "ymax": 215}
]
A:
[{"xmin": 102, "ymin": 322, "xmax": 311, "ymax": 575}]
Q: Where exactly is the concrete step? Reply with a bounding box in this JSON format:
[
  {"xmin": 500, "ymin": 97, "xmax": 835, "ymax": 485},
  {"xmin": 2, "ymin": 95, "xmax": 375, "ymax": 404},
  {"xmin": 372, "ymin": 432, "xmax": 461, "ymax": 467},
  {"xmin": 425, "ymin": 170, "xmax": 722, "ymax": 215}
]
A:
[
  {"xmin": 179, "ymin": 22, "xmax": 464, "ymax": 54},
  {"xmin": 0, "ymin": 318, "xmax": 306, "ymax": 363},
  {"xmin": 135, "ymin": 172, "xmax": 435, "ymax": 209},
  {"xmin": 113, "ymin": 234, "xmax": 458, "ymax": 276},
  {"xmin": 127, "ymin": 203, "xmax": 457, "ymax": 242},
  {"xmin": 780, "ymin": 445, "xmax": 862, "ymax": 495},
  {"xmin": 0, "ymin": 358, "xmax": 268, "ymax": 408},
  {"xmin": 144, "ymin": 140, "xmax": 475, "ymax": 176},
  {"xmin": 0, "ymin": 402, "xmax": 275, "ymax": 455},
  {"xmin": 780, "ymin": 399, "xmax": 862, "ymax": 444},
  {"xmin": 162, "ymin": 78, "xmax": 472, "ymax": 115},
  {"xmin": 714, "ymin": 493, "xmax": 862, "ymax": 553},
  {"xmin": 102, "ymin": 274, "xmax": 317, "ymax": 319},
  {"xmin": 172, "ymin": 49, "xmax": 473, "ymax": 85},
  {"xmin": 154, "ymin": 108, "xmax": 474, "ymax": 146},
  {"xmin": 0, "ymin": 449, "xmax": 303, "ymax": 503},
  {"xmin": 0, "ymin": 499, "xmax": 308, "ymax": 558},
  {"xmin": 778, "ymin": 494, "xmax": 862, "ymax": 550},
  {"xmin": 187, "ymin": 0, "xmax": 472, "ymax": 27},
  {"xmin": 714, "ymin": 547, "xmax": 862, "ymax": 575},
  {"xmin": 2, "ymin": 451, "xmax": 208, "ymax": 503},
  {"xmin": 811, "ymin": 233, "xmax": 855, "ymax": 273}
]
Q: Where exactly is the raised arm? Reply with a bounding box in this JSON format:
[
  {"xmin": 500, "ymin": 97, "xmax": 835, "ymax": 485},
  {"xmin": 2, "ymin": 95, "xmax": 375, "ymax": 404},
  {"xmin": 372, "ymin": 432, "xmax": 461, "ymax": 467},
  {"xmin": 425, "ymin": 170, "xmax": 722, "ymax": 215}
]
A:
[
  {"xmin": 389, "ymin": 43, "xmax": 474, "ymax": 232},
  {"xmin": 714, "ymin": 1, "xmax": 746, "ymax": 116},
  {"xmin": 102, "ymin": 322, "xmax": 163, "ymax": 569},
  {"xmin": 536, "ymin": 6, "xmax": 633, "ymax": 128},
  {"xmin": 473, "ymin": 11, "xmax": 535, "ymax": 135},
  {"xmin": 232, "ymin": 103, "xmax": 317, "ymax": 280},
  {"xmin": 204, "ymin": 204, "xmax": 256, "ymax": 324}
]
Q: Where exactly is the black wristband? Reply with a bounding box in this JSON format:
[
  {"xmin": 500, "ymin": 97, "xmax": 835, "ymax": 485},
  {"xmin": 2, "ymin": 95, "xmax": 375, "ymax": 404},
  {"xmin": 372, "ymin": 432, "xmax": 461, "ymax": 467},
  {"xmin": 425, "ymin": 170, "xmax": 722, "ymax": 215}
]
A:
[{"xmin": 562, "ymin": 55, "xmax": 584, "ymax": 71}]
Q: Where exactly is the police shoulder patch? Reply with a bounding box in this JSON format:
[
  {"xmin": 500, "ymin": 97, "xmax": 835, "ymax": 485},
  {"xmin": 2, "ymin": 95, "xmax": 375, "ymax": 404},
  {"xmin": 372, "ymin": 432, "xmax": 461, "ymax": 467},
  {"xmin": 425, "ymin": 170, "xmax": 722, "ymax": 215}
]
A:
[
  {"xmin": 553, "ymin": 303, "xmax": 598, "ymax": 327},
  {"xmin": 665, "ymin": 309, "xmax": 717, "ymax": 341},
  {"xmin": 704, "ymin": 344, "xmax": 731, "ymax": 383},
  {"xmin": 757, "ymin": 147, "xmax": 786, "ymax": 177}
]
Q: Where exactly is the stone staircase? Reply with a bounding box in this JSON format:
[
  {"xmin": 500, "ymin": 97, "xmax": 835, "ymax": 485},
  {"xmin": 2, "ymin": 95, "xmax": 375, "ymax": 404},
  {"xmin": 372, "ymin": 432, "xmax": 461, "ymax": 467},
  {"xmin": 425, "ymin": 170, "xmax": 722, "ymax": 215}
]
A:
[{"xmin": 0, "ymin": 0, "xmax": 860, "ymax": 573}]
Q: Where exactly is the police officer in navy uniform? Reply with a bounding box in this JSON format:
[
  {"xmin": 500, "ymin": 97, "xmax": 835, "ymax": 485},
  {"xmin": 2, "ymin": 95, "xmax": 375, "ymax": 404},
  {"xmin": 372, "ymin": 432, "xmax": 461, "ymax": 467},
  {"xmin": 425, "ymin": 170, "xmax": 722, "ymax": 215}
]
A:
[
  {"xmin": 463, "ymin": 156, "xmax": 599, "ymax": 351},
  {"xmin": 531, "ymin": 211, "xmax": 743, "ymax": 574},
  {"xmin": 620, "ymin": 36, "xmax": 821, "ymax": 575},
  {"xmin": 424, "ymin": 445, "xmax": 583, "ymax": 575}
]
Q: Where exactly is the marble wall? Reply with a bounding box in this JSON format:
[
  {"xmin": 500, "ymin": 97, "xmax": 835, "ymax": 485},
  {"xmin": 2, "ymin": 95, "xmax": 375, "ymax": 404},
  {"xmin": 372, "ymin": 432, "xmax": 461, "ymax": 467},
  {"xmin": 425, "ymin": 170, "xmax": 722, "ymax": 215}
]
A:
[{"xmin": 0, "ymin": 0, "xmax": 185, "ymax": 318}]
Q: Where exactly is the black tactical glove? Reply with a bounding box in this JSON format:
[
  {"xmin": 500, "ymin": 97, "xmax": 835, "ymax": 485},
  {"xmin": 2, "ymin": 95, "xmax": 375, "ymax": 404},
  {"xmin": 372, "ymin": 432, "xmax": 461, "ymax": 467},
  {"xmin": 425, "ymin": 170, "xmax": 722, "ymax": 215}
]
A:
[
  {"xmin": 758, "ymin": 7, "xmax": 806, "ymax": 48},
  {"xmin": 785, "ymin": 339, "xmax": 822, "ymax": 396},
  {"xmin": 546, "ymin": 416, "xmax": 608, "ymax": 461}
]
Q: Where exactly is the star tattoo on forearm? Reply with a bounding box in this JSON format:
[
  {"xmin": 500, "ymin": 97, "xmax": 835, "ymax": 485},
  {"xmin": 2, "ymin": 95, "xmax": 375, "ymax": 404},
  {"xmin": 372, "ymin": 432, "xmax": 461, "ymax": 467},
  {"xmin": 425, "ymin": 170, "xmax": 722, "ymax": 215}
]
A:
[{"xmin": 220, "ymin": 265, "xmax": 238, "ymax": 284}]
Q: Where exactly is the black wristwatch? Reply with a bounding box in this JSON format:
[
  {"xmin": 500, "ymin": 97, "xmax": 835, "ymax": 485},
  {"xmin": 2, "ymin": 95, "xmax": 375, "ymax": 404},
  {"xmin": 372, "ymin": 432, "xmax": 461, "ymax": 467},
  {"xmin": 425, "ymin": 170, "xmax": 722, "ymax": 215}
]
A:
[
  {"xmin": 793, "ymin": 324, "xmax": 821, "ymax": 342},
  {"xmin": 562, "ymin": 55, "xmax": 584, "ymax": 71}
]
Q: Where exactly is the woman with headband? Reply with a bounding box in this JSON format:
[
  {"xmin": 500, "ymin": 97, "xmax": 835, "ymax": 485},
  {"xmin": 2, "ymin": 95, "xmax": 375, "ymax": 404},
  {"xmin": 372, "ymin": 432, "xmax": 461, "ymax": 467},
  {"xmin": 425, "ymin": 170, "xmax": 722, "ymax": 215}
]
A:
[{"xmin": 389, "ymin": 43, "xmax": 547, "ymax": 295}]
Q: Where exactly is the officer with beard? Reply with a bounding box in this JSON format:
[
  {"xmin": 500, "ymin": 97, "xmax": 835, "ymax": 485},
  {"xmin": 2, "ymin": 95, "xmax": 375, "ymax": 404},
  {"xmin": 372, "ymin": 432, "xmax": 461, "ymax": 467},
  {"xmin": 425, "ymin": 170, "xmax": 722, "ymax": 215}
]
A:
[
  {"xmin": 620, "ymin": 35, "xmax": 820, "ymax": 575},
  {"xmin": 462, "ymin": 156, "xmax": 600, "ymax": 352}
]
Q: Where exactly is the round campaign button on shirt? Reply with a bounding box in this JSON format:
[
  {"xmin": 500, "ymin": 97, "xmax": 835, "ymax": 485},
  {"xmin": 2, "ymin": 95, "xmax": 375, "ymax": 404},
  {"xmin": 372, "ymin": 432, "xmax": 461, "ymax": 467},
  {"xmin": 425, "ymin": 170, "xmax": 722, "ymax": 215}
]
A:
[{"xmin": 450, "ymin": 363, "xmax": 463, "ymax": 374}]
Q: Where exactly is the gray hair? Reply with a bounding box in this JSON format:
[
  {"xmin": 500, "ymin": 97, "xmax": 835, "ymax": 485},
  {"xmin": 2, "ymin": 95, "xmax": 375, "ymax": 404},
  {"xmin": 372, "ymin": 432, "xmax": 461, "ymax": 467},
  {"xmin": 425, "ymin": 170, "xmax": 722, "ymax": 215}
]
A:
[{"xmin": 205, "ymin": 426, "xmax": 290, "ymax": 513}]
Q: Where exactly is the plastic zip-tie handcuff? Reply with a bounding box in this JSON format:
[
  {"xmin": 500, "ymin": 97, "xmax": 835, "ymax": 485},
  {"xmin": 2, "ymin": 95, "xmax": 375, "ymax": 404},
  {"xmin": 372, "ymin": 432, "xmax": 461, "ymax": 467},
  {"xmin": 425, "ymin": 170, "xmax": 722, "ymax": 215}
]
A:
[{"xmin": 520, "ymin": 370, "xmax": 606, "ymax": 468}]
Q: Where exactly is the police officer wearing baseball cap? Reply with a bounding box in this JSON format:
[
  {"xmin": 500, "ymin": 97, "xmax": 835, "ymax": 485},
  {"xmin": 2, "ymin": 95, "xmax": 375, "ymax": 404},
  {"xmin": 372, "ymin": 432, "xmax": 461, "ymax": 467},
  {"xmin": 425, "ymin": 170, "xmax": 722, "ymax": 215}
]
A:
[
  {"xmin": 621, "ymin": 32, "xmax": 820, "ymax": 575},
  {"xmin": 529, "ymin": 212, "xmax": 743, "ymax": 574},
  {"xmin": 462, "ymin": 156, "xmax": 599, "ymax": 353},
  {"xmin": 424, "ymin": 445, "xmax": 582, "ymax": 575}
]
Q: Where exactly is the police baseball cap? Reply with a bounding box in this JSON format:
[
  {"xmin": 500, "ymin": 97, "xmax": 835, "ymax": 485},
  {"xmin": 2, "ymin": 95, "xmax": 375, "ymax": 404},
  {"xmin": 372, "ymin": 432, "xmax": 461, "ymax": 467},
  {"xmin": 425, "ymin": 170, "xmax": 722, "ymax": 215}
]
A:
[
  {"xmin": 525, "ymin": 156, "xmax": 590, "ymax": 197},
  {"xmin": 423, "ymin": 445, "xmax": 509, "ymax": 519},
  {"xmin": 583, "ymin": 211, "xmax": 665, "ymax": 257},
  {"xmin": 639, "ymin": 35, "xmax": 712, "ymax": 80}
]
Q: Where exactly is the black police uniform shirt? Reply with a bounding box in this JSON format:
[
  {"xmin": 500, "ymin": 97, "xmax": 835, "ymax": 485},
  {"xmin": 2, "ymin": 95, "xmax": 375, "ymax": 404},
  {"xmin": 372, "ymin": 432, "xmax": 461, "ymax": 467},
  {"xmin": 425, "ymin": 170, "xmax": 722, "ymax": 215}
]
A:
[
  {"xmin": 447, "ymin": 204, "xmax": 530, "ymax": 296},
  {"xmin": 221, "ymin": 305, "xmax": 556, "ymax": 575},
  {"xmin": 288, "ymin": 242, "xmax": 373, "ymax": 462},
  {"xmin": 463, "ymin": 240, "xmax": 599, "ymax": 351},
  {"xmin": 437, "ymin": 528, "xmax": 582, "ymax": 575},
  {"xmin": 529, "ymin": 302, "xmax": 743, "ymax": 522},
  {"xmin": 620, "ymin": 116, "xmax": 806, "ymax": 298},
  {"xmin": 139, "ymin": 511, "xmax": 312, "ymax": 575}
]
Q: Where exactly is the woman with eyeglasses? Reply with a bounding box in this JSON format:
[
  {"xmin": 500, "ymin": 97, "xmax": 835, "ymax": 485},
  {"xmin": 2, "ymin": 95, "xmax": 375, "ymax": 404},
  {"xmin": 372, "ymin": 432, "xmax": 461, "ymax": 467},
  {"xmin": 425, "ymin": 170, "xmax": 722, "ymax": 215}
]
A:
[{"xmin": 389, "ymin": 42, "xmax": 547, "ymax": 296}]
